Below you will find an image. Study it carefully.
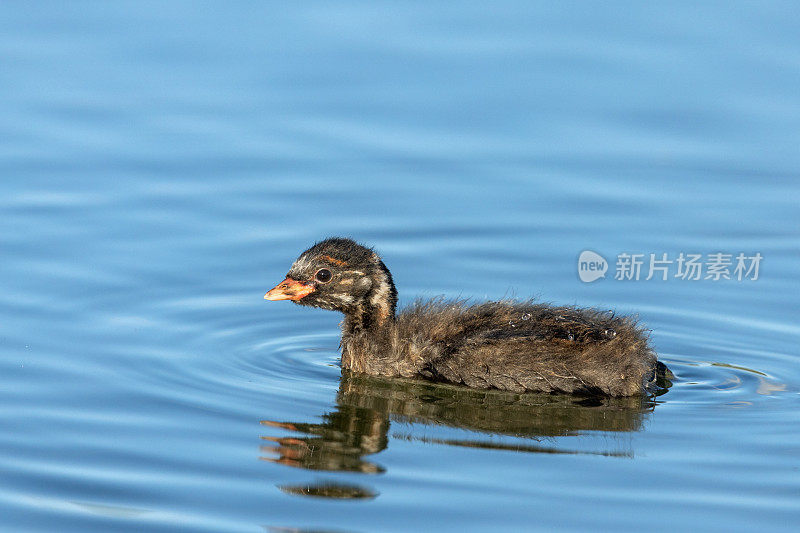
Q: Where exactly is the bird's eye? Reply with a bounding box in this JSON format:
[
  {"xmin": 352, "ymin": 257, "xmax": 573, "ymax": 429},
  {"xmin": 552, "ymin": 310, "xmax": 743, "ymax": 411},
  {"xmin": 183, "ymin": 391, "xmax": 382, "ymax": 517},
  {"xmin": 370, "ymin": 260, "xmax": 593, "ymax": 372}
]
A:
[{"xmin": 315, "ymin": 268, "xmax": 332, "ymax": 283}]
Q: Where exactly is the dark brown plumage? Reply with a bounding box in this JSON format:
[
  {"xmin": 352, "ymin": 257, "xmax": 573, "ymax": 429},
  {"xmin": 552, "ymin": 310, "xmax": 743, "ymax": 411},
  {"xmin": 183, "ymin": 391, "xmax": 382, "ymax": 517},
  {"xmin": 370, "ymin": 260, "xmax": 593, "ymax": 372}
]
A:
[{"xmin": 265, "ymin": 237, "xmax": 669, "ymax": 397}]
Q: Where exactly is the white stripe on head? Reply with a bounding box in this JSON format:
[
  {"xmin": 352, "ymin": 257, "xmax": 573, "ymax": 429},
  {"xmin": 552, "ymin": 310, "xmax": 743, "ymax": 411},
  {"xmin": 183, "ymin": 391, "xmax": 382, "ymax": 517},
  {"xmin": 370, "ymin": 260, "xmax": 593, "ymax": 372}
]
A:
[
  {"xmin": 369, "ymin": 269, "xmax": 393, "ymax": 323},
  {"xmin": 289, "ymin": 254, "xmax": 314, "ymax": 276}
]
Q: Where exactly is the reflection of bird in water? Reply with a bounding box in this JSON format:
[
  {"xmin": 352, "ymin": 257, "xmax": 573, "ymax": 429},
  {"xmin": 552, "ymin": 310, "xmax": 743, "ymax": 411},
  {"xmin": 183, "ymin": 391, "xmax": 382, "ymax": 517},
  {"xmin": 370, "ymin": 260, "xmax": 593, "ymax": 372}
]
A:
[
  {"xmin": 261, "ymin": 401, "xmax": 388, "ymax": 474},
  {"xmin": 265, "ymin": 238, "xmax": 671, "ymax": 396},
  {"xmin": 261, "ymin": 371, "xmax": 664, "ymax": 487}
]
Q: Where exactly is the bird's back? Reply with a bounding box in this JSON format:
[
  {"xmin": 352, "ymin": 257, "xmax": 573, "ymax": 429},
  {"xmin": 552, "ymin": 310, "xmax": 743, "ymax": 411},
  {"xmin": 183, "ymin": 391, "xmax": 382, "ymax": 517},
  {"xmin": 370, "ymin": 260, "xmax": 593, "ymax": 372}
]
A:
[{"xmin": 392, "ymin": 299, "xmax": 658, "ymax": 396}]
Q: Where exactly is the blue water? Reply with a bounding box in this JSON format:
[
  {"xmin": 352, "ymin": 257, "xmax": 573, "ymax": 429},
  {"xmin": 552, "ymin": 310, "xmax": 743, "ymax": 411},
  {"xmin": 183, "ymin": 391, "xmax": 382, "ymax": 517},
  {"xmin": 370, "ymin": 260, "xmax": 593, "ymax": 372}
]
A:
[{"xmin": 2, "ymin": 2, "xmax": 799, "ymax": 532}]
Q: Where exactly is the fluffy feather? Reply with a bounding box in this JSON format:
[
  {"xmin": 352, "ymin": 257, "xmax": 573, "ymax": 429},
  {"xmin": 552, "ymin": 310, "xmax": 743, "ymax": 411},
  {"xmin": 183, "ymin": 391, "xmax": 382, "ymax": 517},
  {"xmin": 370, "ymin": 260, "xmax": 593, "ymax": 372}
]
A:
[{"xmin": 265, "ymin": 238, "xmax": 669, "ymax": 396}]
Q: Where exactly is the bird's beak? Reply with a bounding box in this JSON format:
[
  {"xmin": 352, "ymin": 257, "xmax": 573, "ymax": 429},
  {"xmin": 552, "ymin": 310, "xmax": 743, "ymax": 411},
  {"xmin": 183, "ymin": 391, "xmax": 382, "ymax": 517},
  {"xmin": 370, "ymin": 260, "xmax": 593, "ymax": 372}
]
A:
[{"xmin": 264, "ymin": 277, "xmax": 315, "ymax": 301}]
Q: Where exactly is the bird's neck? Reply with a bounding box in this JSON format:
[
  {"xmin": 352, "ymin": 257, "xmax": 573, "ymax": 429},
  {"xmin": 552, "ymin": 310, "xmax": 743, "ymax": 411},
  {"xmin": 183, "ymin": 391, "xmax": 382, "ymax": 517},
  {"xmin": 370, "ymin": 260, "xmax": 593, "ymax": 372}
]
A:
[
  {"xmin": 342, "ymin": 260, "xmax": 397, "ymax": 337},
  {"xmin": 343, "ymin": 302, "xmax": 393, "ymax": 336}
]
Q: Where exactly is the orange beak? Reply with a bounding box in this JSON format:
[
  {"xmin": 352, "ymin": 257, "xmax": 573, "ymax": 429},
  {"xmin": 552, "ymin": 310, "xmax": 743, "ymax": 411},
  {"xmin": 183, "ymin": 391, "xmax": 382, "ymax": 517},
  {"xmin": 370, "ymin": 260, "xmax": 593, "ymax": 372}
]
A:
[{"xmin": 264, "ymin": 277, "xmax": 315, "ymax": 301}]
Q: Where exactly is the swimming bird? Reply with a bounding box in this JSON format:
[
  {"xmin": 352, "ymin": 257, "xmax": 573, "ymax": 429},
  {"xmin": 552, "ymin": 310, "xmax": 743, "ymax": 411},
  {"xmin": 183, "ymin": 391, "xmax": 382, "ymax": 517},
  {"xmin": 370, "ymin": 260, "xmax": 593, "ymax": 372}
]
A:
[{"xmin": 264, "ymin": 238, "xmax": 668, "ymax": 396}]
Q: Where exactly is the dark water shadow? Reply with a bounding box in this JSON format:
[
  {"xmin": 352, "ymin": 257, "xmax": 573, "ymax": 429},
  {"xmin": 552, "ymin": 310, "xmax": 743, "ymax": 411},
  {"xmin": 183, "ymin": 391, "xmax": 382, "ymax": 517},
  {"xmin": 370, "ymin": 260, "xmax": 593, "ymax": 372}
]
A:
[{"xmin": 262, "ymin": 371, "xmax": 664, "ymax": 499}]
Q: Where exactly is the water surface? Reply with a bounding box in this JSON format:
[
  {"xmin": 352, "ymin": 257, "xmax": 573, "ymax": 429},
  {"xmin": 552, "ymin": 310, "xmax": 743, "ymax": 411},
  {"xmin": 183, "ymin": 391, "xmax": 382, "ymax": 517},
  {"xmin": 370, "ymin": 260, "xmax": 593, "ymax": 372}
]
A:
[{"xmin": 1, "ymin": 2, "xmax": 799, "ymax": 532}]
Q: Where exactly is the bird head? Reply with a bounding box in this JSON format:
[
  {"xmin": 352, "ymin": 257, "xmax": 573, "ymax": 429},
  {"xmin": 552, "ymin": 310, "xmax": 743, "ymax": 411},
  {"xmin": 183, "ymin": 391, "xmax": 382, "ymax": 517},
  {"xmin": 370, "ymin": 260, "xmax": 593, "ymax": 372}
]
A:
[{"xmin": 265, "ymin": 238, "xmax": 397, "ymax": 321}]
